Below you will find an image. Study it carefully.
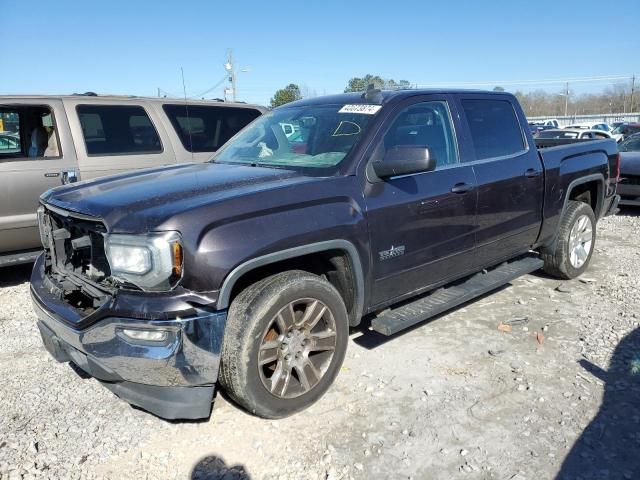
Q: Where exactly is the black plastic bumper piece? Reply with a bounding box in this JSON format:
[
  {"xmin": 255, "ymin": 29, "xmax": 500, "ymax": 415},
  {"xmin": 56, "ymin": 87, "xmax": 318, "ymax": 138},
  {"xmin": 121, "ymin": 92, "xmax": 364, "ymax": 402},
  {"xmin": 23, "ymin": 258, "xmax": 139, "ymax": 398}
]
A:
[
  {"xmin": 100, "ymin": 381, "xmax": 214, "ymax": 420},
  {"xmin": 605, "ymin": 194, "xmax": 621, "ymax": 214},
  {"xmin": 37, "ymin": 320, "xmax": 215, "ymax": 420}
]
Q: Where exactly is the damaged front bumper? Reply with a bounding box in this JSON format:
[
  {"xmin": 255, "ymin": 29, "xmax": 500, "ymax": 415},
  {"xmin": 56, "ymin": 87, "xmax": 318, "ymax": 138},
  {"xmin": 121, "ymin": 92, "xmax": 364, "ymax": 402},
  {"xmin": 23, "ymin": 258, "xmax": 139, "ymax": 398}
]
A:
[{"xmin": 30, "ymin": 254, "xmax": 227, "ymax": 420}]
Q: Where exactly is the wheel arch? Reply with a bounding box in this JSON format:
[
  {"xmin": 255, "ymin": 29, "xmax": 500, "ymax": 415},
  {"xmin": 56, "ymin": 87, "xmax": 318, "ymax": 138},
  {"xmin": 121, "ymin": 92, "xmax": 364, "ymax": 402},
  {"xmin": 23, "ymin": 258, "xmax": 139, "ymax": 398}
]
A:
[
  {"xmin": 541, "ymin": 174, "xmax": 604, "ymax": 255},
  {"xmin": 564, "ymin": 174, "xmax": 605, "ymax": 219},
  {"xmin": 217, "ymin": 240, "xmax": 365, "ymax": 325}
]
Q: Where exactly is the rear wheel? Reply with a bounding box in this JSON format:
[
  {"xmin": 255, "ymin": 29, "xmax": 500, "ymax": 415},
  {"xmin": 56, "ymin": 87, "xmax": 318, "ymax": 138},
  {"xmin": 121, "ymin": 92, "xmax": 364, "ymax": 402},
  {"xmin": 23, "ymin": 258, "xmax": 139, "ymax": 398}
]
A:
[
  {"xmin": 219, "ymin": 270, "xmax": 349, "ymax": 418},
  {"xmin": 542, "ymin": 200, "xmax": 596, "ymax": 279}
]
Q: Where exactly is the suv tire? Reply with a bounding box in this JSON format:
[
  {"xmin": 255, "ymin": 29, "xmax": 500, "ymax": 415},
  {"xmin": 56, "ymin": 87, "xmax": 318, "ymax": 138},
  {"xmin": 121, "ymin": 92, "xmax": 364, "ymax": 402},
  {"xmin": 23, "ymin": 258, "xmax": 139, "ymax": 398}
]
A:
[{"xmin": 219, "ymin": 270, "xmax": 349, "ymax": 418}]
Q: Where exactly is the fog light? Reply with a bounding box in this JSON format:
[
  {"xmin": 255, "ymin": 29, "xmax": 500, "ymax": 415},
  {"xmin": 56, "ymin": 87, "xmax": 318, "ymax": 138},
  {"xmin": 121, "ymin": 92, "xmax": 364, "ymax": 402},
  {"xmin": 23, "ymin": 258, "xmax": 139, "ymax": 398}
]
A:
[{"xmin": 121, "ymin": 328, "xmax": 167, "ymax": 342}]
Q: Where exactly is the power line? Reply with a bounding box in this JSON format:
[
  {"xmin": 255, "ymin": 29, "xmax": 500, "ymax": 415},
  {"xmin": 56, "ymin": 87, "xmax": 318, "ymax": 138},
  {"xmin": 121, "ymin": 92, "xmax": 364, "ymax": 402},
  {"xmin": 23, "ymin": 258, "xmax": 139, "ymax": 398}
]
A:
[
  {"xmin": 414, "ymin": 74, "xmax": 634, "ymax": 88},
  {"xmin": 193, "ymin": 74, "xmax": 229, "ymax": 98}
]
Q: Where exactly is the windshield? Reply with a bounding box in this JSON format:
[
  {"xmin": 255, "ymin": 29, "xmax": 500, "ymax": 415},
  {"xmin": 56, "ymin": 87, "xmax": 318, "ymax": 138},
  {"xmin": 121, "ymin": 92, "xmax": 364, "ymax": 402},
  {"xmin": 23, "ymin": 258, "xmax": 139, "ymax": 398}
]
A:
[{"xmin": 212, "ymin": 104, "xmax": 379, "ymax": 175}]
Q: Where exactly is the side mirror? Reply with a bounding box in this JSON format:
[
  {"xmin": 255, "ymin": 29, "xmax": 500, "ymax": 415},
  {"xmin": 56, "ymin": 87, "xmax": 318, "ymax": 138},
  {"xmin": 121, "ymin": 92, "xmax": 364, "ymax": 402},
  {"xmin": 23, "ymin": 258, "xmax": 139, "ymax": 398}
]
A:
[{"xmin": 372, "ymin": 145, "xmax": 436, "ymax": 178}]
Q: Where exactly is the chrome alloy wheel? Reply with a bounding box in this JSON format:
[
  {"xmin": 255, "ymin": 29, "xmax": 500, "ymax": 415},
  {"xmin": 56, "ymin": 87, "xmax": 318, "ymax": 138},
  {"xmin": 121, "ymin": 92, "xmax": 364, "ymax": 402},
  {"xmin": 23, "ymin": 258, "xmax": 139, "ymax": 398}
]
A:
[
  {"xmin": 568, "ymin": 214, "xmax": 593, "ymax": 268},
  {"xmin": 258, "ymin": 298, "xmax": 337, "ymax": 399}
]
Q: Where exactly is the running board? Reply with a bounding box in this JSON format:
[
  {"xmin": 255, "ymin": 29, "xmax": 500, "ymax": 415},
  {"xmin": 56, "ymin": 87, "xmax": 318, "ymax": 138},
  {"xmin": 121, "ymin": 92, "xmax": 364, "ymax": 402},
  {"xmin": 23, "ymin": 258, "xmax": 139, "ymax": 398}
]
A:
[
  {"xmin": 0, "ymin": 249, "xmax": 42, "ymax": 267},
  {"xmin": 371, "ymin": 255, "xmax": 544, "ymax": 336}
]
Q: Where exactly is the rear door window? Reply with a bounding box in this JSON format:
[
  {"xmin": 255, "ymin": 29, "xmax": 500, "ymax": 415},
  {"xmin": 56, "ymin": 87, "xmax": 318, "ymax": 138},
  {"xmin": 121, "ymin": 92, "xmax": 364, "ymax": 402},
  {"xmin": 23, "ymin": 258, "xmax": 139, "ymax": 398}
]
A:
[
  {"xmin": 76, "ymin": 105, "xmax": 162, "ymax": 156},
  {"xmin": 162, "ymin": 104, "xmax": 261, "ymax": 153},
  {"xmin": 461, "ymin": 99, "xmax": 526, "ymax": 160}
]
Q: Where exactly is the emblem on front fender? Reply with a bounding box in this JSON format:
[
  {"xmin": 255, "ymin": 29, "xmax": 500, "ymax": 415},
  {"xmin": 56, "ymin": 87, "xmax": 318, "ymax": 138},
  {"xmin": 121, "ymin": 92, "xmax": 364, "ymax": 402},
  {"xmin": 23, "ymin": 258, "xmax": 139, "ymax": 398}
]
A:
[{"xmin": 378, "ymin": 245, "xmax": 405, "ymax": 261}]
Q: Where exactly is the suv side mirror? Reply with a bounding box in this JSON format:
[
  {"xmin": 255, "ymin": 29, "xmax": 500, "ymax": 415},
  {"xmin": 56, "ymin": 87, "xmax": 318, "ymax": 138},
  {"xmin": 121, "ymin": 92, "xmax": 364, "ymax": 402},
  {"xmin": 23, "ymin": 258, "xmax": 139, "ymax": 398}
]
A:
[{"xmin": 372, "ymin": 146, "xmax": 436, "ymax": 178}]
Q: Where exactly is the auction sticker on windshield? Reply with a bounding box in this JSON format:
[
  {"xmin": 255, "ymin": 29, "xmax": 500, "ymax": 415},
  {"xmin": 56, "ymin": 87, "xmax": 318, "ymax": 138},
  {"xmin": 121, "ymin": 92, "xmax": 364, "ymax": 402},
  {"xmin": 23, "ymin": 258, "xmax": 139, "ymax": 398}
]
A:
[{"xmin": 338, "ymin": 104, "xmax": 382, "ymax": 115}]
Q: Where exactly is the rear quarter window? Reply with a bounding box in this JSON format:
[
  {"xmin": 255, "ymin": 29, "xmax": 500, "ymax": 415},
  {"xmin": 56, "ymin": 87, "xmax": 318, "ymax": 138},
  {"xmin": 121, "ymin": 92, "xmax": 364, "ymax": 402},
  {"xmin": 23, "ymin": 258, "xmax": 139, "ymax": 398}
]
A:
[
  {"xmin": 76, "ymin": 105, "xmax": 162, "ymax": 156},
  {"xmin": 162, "ymin": 104, "xmax": 261, "ymax": 153},
  {"xmin": 461, "ymin": 99, "xmax": 526, "ymax": 160}
]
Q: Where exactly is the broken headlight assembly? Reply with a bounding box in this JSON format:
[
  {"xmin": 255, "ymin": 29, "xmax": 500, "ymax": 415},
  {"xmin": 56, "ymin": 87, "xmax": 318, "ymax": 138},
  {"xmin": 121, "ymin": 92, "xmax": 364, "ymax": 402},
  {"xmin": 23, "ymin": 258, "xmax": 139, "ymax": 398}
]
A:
[{"xmin": 104, "ymin": 232, "xmax": 183, "ymax": 292}]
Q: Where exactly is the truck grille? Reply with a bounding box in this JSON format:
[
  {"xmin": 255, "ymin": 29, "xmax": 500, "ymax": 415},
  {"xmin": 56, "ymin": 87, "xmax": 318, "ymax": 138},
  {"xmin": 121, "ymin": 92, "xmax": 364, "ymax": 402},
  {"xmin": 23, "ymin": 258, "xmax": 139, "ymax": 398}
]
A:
[
  {"xmin": 40, "ymin": 205, "xmax": 113, "ymax": 314},
  {"xmin": 42, "ymin": 207, "xmax": 110, "ymax": 280}
]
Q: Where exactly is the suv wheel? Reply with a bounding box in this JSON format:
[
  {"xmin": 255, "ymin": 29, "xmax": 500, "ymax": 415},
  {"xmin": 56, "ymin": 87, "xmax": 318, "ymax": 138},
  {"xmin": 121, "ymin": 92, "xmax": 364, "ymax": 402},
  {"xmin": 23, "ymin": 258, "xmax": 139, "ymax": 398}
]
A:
[
  {"xmin": 219, "ymin": 270, "xmax": 348, "ymax": 418},
  {"xmin": 542, "ymin": 200, "xmax": 596, "ymax": 279}
]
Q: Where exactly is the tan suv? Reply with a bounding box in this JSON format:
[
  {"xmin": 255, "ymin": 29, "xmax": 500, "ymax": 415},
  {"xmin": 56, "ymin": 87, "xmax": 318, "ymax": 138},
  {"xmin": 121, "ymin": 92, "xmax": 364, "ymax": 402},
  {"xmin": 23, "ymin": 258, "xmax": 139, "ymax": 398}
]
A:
[{"xmin": 0, "ymin": 94, "xmax": 265, "ymax": 266}]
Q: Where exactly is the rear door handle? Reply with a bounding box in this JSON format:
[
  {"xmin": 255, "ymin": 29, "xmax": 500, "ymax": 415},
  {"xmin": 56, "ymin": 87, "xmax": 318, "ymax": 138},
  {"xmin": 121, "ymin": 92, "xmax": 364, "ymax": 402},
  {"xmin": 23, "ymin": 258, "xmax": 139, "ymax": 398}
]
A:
[
  {"xmin": 450, "ymin": 182, "xmax": 474, "ymax": 194},
  {"xmin": 525, "ymin": 168, "xmax": 542, "ymax": 178}
]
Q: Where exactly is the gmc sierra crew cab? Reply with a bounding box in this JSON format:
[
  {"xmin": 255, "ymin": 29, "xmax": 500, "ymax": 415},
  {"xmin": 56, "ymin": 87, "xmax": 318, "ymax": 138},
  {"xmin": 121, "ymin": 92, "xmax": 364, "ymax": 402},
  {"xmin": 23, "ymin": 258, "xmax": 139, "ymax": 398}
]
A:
[{"xmin": 31, "ymin": 88, "xmax": 620, "ymax": 420}]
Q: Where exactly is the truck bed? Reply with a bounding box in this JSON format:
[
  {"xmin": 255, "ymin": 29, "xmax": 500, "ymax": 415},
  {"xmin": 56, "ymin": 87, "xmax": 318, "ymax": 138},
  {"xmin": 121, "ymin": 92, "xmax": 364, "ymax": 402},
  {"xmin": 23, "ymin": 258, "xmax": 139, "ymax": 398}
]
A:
[{"xmin": 535, "ymin": 137, "xmax": 619, "ymax": 246}]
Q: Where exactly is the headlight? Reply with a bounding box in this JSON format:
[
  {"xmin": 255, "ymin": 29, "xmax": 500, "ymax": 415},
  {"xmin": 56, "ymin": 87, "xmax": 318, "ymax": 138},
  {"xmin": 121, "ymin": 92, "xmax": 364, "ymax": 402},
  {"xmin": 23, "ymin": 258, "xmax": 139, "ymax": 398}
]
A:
[
  {"xmin": 104, "ymin": 232, "xmax": 183, "ymax": 292},
  {"xmin": 37, "ymin": 205, "xmax": 50, "ymax": 248}
]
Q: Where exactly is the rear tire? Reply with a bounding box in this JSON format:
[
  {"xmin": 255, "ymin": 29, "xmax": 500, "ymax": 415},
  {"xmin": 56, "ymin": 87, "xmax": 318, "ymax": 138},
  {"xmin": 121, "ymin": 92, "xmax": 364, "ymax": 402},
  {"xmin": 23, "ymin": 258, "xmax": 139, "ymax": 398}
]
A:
[
  {"xmin": 219, "ymin": 270, "xmax": 349, "ymax": 418},
  {"xmin": 542, "ymin": 200, "xmax": 596, "ymax": 279}
]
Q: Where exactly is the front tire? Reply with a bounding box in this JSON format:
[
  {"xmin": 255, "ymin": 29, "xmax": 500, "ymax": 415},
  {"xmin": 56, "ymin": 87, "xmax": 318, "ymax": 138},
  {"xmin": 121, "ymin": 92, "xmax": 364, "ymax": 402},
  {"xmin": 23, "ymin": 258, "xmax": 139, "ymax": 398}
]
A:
[
  {"xmin": 219, "ymin": 270, "xmax": 349, "ymax": 418},
  {"xmin": 542, "ymin": 200, "xmax": 596, "ymax": 279}
]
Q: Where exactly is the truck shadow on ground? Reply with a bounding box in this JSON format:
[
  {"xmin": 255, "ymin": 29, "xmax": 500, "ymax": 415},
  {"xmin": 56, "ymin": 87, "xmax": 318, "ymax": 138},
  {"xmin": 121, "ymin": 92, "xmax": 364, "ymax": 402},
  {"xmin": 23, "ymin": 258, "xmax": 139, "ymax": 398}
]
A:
[
  {"xmin": 190, "ymin": 455, "xmax": 251, "ymax": 480},
  {"xmin": 617, "ymin": 206, "xmax": 640, "ymax": 217},
  {"xmin": 557, "ymin": 327, "xmax": 640, "ymax": 479},
  {"xmin": 0, "ymin": 263, "xmax": 33, "ymax": 288}
]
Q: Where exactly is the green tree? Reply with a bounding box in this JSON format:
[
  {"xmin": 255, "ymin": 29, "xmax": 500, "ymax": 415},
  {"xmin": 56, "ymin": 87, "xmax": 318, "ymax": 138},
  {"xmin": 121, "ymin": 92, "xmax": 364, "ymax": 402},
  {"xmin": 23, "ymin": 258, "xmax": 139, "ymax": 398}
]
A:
[
  {"xmin": 270, "ymin": 84, "xmax": 302, "ymax": 108},
  {"xmin": 344, "ymin": 74, "xmax": 386, "ymax": 92},
  {"xmin": 493, "ymin": 86, "xmax": 505, "ymax": 92}
]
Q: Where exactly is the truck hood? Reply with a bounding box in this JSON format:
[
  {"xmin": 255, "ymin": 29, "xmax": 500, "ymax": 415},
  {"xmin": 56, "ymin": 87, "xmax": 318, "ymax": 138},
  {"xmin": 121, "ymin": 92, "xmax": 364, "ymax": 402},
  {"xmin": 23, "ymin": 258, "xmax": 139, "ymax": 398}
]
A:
[
  {"xmin": 42, "ymin": 162, "xmax": 313, "ymax": 231},
  {"xmin": 620, "ymin": 152, "xmax": 640, "ymax": 177}
]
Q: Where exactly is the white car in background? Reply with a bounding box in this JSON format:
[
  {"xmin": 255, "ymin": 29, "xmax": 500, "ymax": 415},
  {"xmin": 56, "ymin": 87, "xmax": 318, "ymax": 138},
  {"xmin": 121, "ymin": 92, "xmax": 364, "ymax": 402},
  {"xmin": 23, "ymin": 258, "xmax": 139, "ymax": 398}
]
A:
[
  {"xmin": 530, "ymin": 118, "xmax": 559, "ymax": 128},
  {"xmin": 536, "ymin": 128, "xmax": 614, "ymax": 140},
  {"xmin": 563, "ymin": 122, "xmax": 613, "ymax": 134}
]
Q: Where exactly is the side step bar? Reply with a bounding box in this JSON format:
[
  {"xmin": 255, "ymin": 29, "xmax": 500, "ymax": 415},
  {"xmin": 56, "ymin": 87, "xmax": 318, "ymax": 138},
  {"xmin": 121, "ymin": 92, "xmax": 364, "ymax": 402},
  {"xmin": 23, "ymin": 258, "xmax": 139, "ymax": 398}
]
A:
[
  {"xmin": 371, "ymin": 255, "xmax": 544, "ymax": 336},
  {"xmin": 0, "ymin": 249, "xmax": 42, "ymax": 267}
]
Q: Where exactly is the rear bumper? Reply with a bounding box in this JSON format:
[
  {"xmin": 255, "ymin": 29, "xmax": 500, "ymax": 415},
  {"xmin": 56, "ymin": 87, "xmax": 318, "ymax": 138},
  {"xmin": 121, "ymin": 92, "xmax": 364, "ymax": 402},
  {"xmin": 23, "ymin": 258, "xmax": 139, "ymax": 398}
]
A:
[
  {"xmin": 617, "ymin": 183, "xmax": 640, "ymax": 206},
  {"xmin": 31, "ymin": 256, "xmax": 227, "ymax": 420}
]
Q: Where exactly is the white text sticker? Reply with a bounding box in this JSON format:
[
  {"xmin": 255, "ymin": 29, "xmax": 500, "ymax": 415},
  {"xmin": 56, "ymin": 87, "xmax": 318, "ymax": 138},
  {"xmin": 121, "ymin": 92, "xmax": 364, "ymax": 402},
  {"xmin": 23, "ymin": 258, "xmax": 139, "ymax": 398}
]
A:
[{"xmin": 338, "ymin": 104, "xmax": 382, "ymax": 115}]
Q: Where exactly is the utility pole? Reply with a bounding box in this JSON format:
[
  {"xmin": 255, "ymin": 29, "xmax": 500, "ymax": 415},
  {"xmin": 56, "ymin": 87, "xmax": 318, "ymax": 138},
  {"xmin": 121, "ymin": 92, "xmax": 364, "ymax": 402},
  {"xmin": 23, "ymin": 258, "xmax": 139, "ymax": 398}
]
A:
[
  {"xmin": 224, "ymin": 49, "xmax": 237, "ymax": 102},
  {"xmin": 631, "ymin": 75, "xmax": 636, "ymax": 113},
  {"xmin": 564, "ymin": 82, "xmax": 569, "ymax": 117},
  {"xmin": 157, "ymin": 87, "xmax": 161, "ymax": 98}
]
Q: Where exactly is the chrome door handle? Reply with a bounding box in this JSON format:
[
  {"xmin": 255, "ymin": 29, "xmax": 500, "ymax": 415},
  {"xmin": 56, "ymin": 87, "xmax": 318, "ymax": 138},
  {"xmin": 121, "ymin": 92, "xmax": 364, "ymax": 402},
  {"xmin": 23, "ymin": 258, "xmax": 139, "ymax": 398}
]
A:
[
  {"xmin": 525, "ymin": 168, "xmax": 541, "ymax": 178},
  {"xmin": 61, "ymin": 170, "xmax": 78, "ymax": 184},
  {"xmin": 450, "ymin": 182, "xmax": 474, "ymax": 194}
]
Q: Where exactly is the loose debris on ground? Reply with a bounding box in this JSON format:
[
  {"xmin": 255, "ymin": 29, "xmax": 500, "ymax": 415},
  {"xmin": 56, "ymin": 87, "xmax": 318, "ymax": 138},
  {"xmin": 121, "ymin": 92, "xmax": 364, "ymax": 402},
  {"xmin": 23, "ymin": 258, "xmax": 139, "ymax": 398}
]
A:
[{"xmin": 1, "ymin": 211, "xmax": 639, "ymax": 479}]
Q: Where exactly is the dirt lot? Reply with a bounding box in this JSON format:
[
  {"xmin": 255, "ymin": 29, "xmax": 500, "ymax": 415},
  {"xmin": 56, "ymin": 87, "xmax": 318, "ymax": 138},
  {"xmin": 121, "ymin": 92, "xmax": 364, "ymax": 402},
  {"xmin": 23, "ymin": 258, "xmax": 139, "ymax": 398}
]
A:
[{"xmin": 1, "ymin": 211, "xmax": 639, "ymax": 480}]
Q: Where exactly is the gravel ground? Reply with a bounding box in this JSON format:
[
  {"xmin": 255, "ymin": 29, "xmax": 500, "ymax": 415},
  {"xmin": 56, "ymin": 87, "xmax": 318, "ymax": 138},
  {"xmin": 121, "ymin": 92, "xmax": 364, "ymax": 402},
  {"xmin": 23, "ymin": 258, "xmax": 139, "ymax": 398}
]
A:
[{"xmin": 1, "ymin": 210, "xmax": 639, "ymax": 480}]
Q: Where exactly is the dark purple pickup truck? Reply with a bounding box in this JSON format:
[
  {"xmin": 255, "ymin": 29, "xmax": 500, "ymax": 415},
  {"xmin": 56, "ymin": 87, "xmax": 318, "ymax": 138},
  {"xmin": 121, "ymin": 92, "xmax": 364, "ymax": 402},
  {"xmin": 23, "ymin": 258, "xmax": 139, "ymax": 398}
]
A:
[{"xmin": 31, "ymin": 89, "xmax": 620, "ymax": 420}]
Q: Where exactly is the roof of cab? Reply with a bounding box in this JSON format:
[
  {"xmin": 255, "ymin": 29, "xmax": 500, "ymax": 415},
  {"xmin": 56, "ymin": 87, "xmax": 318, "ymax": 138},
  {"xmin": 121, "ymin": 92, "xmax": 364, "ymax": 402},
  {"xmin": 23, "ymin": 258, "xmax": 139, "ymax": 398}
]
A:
[{"xmin": 281, "ymin": 88, "xmax": 506, "ymax": 108}]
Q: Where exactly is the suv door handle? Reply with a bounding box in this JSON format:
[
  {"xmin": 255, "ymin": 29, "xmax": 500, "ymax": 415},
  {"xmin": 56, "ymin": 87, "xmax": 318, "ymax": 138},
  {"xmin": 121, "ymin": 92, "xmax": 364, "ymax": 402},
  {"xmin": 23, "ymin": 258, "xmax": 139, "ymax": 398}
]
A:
[
  {"xmin": 450, "ymin": 182, "xmax": 474, "ymax": 194},
  {"xmin": 524, "ymin": 168, "xmax": 541, "ymax": 178}
]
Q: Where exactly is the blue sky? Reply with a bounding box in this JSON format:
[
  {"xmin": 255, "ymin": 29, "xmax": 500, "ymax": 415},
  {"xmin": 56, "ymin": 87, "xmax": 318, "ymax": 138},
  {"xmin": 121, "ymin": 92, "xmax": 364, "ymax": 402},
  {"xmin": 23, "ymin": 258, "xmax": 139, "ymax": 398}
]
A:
[{"xmin": 3, "ymin": 0, "xmax": 639, "ymax": 105}]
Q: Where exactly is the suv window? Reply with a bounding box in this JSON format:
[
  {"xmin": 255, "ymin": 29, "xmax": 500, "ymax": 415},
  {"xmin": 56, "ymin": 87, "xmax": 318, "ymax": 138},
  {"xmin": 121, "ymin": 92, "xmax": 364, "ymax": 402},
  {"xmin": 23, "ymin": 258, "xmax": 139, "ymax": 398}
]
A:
[
  {"xmin": 162, "ymin": 104, "xmax": 260, "ymax": 153},
  {"xmin": 0, "ymin": 111, "xmax": 21, "ymax": 155},
  {"xmin": 462, "ymin": 99, "xmax": 525, "ymax": 160},
  {"xmin": 0, "ymin": 106, "xmax": 61, "ymax": 161},
  {"xmin": 380, "ymin": 101, "xmax": 458, "ymax": 168},
  {"xmin": 77, "ymin": 105, "xmax": 162, "ymax": 156}
]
